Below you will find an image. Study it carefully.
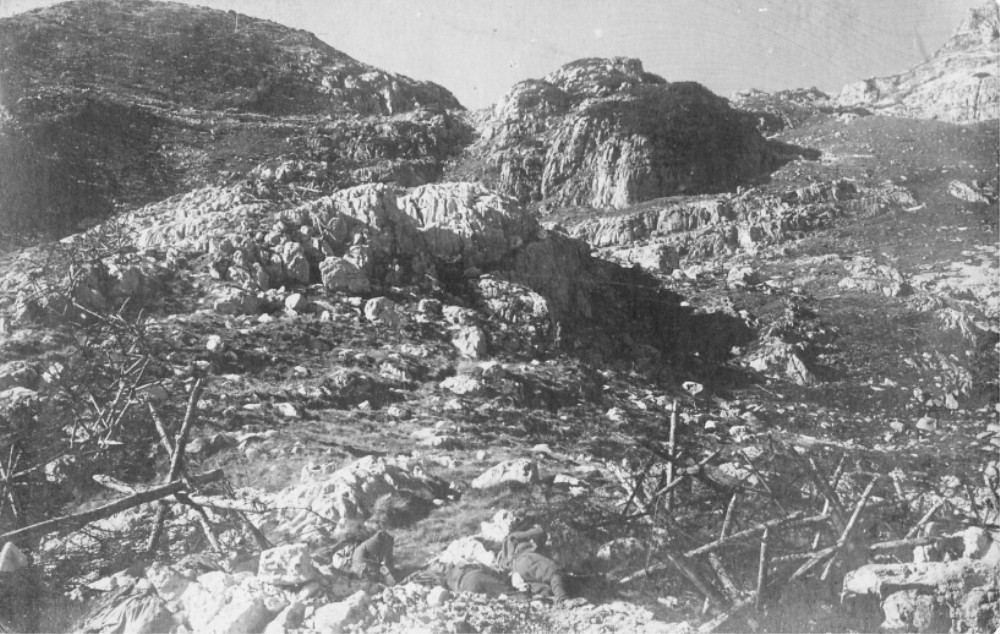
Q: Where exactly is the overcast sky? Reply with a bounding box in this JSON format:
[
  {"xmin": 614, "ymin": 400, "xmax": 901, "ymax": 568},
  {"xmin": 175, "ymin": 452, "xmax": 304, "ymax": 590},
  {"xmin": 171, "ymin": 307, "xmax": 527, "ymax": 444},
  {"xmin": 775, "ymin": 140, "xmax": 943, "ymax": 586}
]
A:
[{"xmin": 0, "ymin": 0, "xmax": 985, "ymax": 109}]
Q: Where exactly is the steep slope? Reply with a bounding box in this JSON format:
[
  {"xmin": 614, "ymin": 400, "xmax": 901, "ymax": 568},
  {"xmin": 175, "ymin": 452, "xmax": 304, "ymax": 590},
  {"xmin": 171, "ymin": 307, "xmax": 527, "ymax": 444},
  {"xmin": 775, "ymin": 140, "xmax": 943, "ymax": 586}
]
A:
[
  {"xmin": 0, "ymin": 0, "xmax": 468, "ymax": 235},
  {"xmin": 450, "ymin": 57, "xmax": 780, "ymax": 211},
  {"xmin": 837, "ymin": 1, "xmax": 999, "ymax": 122}
]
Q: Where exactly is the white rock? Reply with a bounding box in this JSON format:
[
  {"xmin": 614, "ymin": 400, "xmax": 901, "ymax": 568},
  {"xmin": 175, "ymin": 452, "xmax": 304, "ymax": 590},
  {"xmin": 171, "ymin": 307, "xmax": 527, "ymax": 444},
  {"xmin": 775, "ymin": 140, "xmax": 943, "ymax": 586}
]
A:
[
  {"xmin": 320, "ymin": 257, "xmax": 370, "ymax": 294},
  {"xmin": 957, "ymin": 527, "xmax": 992, "ymax": 559},
  {"xmin": 727, "ymin": 266, "xmax": 759, "ymax": 287},
  {"xmin": 146, "ymin": 562, "xmax": 192, "ymax": 602},
  {"xmin": 471, "ymin": 458, "xmax": 538, "ymax": 489},
  {"xmin": 948, "ymin": 180, "xmax": 990, "ymax": 204},
  {"xmin": 198, "ymin": 570, "xmax": 235, "ymax": 596},
  {"xmin": 440, "ymin": 375, "xmax": 484, "ymax": 396},
  {"xmin": 274, "ymin": 402, "xmax": 301, "ymax": 419},
  {"xmin": 682, "ymin": 381, "xmax": 704, "ymax": 396},
  {"xmin": 915, "ymin": 416, "xmax": 937, "ymax": 432},
  {"xmin": 364, "ymin": 297, "xmax": 399, "ymax": 326},
  {"xmin": 427, "ymin": 586, "xmax": 451, "ymax": 607},
  {"xmin": 264, "ymin": 455, "xmax": 444, "ymax": 542},
  {"xmin": 0, "ymin": 542, "xmax": 28, "ymax": 572},
  {"xmin": 179, "ymin": 582, "xmax": 227, "ymax": 633},
  {"xmin": 452, "ymin": 327, "xmax": 488, "ymax": 358},
  {"xmin": 442, "ymin": 305, "xmax": 474, "ymax": 325},
  {"xmin": 207, "ymin": 594, "xmax": 270, "ymax": 634},
  {"xmin": 606, "ymin": 407, "xmax": 628, "ymax": 424},
  {"xmin": 264, "ymin": 602, "xmax": 306, "ymax": 634},
  {"xmin": 212, "ymin": 288, "xmax": 260, "ymax": 315},
  {"xmin": 258, "ymin": 544, "xmax": 319, "ymax": 586},
  {"xmin": 206, "ymin": 335, "xmax": 225, "ymax": 352},
  {"xmin": 310, "ymin": 590, "xmax": 369, "ymax": 632},
  {"xmin": 284, "ymin": 293, "xmax": 308, "ymax": 313}
]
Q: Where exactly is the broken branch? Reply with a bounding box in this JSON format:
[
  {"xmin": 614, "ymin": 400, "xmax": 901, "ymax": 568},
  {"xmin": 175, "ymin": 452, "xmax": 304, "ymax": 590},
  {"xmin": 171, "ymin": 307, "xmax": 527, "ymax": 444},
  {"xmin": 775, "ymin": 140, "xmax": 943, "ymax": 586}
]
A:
[{"xmin": 0, "ymin": 469, "xmax": 223, "ymax": 545}]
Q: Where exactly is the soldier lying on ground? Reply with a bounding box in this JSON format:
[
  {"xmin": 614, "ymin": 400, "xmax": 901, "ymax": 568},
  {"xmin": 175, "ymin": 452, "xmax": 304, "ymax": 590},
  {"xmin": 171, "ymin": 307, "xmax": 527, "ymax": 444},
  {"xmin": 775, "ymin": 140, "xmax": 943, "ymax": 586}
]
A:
[
  {"xmin": 445, "ymin": 563, "xmax": 515, "ymax": 597},
  {"xmin": 496, "ymin": 524, "xmax": 569, "ymax": 600},
  {"xmin": 403, "ymin": 561, "xmax": 515, "ymax": 597},
  {"xmin": 351, "ymin": 530, "xmax": 397, "ymax": 585}
]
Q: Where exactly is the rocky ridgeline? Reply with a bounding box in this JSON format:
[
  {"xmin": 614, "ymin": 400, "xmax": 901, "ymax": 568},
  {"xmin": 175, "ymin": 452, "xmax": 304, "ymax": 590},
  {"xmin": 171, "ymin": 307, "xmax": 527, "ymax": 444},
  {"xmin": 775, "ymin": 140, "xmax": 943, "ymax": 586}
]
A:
[
  {"xmin": 837, "ymin": 2, "xmax": 999, "ymax": 122},
  {"xmin": 451, "ymin": 57, "xmax": 778, "ymax": 210},
  {"xmin": 0, "ymin": 0, "xmax": 459, "ymax": 116},
  {"xmin": 0, "ymin": 0, "xmax": 467, "ymax": 233}
]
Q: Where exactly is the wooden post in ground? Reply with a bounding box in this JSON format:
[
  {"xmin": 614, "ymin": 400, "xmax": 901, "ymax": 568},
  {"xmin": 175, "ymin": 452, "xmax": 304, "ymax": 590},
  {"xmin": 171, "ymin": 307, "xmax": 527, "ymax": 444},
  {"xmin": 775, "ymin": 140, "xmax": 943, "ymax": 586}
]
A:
[
  {"xmin": 666, "ymin": 400, "xmax": 678, "ymax": 512},
  {"xmin": 146, "ymin": 379, "xmax": 204, "ymax": 553},
  {"xmin": 756, "ymin": 527, "xmax": 770, "ymax": 611}
]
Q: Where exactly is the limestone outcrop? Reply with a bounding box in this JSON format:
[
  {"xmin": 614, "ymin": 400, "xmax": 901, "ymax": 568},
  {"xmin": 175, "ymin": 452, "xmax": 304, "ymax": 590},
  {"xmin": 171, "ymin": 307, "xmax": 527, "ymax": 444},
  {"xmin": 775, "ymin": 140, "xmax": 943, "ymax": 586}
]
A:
[
  {"xmin": 452, "ymin": 57, "xmax": 778, "ymax": 210},
  {"xmin": 837, "ymin": 2, "xmax": 999, "ymax": 122}
]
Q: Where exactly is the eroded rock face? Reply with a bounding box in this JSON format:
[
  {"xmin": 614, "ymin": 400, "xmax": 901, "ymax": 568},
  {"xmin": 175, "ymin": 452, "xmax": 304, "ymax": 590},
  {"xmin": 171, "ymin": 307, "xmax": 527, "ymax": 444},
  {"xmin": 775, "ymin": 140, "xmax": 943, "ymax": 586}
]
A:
[
  {"xmin": 452, "ymin": 57, "xmax": 777, "ymax": 210},
  {"xmin": 837, "ymin": 2, "xmax": 1000, "ymax": 122}
]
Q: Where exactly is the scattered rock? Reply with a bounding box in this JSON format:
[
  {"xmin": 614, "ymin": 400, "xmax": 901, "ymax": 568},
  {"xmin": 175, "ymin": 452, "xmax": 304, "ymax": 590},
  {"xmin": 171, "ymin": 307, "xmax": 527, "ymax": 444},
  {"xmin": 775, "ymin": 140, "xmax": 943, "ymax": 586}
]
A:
[
  {"xmin": 257, "ymin": 543, "xmax": 319, "ymax": 586},
  {"xmin": 471, "ymin": 459, "xmax": 539, "ymax": 489},
  {"xmin": 452, "ymin": 326, "xmax": 488, "ymax": 358},
  {"xmin": 0, "ymin": 543, "xmax": 28, "ymax": 572},
  {"xmin": 838, "ymin": 256, "xmax": 910, "ymax": 297},
  {"xmin": 365, "ymin": 297, "xmax": 400, "ymax": 326},
  {"xmin": 212, "ymin": 287, "xmax": 261, "ymax": 315},
  {"xmin": 263, "ymin": 602, "xmax": 306, "ymax": 634},
  {"xmin": 284, "ymin": 292, "xmax": 309, "ymax": 312},
  {"xmin": 321, "ymin": 257, "xmax": 371, "ymax": 294},
  {"xmin": 274, "ymin": 402, "xmax": 301, "ymax": 419},
  {"xmin": 310, "ymin": 590, "xmax": 369, "ymax": 632}
]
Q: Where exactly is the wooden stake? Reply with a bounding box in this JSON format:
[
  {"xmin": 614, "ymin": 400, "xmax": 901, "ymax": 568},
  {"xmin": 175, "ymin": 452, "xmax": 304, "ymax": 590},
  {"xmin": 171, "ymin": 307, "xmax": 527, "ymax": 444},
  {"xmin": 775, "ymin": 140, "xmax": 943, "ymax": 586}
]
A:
[
  {"xmin": 820, "ymin": 475, "xmax": 879, "ymax": 582},
  {"xmin": 755, "ymin": 528, "xmax": 770, "ymax": 611},
  {"xmin": 666, "ymin": 400, "xmax": 678, "ymax": 512},
  {"xmin": 146, "ymin": 379, "xmax": 204, "ymax": 553},
  {"xmin": 664, "ymin": 550, "xmax": 728, "ymax": 610},
  {"xmin": 905, "ymin": 499, "xmax": 946, "ymax": 539}
]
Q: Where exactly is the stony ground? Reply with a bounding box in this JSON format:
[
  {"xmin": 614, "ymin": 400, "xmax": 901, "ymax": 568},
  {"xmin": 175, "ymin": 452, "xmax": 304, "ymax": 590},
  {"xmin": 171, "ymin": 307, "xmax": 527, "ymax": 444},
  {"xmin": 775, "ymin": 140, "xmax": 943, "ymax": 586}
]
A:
[{"xmin": 0, "ymin": 3, "xmax": 997, "ymax": 634}]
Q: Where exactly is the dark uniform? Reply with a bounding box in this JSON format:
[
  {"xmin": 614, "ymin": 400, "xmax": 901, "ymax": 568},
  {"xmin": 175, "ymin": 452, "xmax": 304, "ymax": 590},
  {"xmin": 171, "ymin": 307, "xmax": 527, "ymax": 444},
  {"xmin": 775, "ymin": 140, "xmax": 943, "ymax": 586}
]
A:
[
  {"xmin": 445, "ymin": 564, "xmax": 513, "ymax": 597},
  {"xmin": 496, "ymin": 525, "xmax": 569, "ymax": 600},
  {"xmin": 351, "ymin": 530, "xmax": 397, "ymax": 584}
]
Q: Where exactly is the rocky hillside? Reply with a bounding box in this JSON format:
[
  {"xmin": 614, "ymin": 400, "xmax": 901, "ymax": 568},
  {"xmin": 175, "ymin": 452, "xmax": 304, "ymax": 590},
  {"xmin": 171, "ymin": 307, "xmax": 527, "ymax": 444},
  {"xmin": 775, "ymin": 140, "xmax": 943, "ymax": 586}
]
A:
[
  {"xmin": 0, "ymin": 0, "xmax": 467, "ymax": 234},
  {"xmin": 451, "ymin": 57, "xmax": 781, "ymax": 210},
  {"xmin": 0, "ymin": 2, "xmax": 997, "ymax": 634},
  {"xmin": 837, "ymin": 1, "xmax": 999, "ymax": 122}
]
